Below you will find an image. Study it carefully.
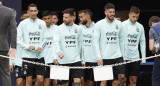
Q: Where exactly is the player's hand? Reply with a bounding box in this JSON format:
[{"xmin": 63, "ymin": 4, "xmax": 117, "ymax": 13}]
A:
[
  {"xmin": 58, "ymin": 53, "xmax": 64, "ymax": 59},
  {"xmin": 82, "ymin": 64, "xmax": 86, "ymax": 67},
  {"xmin": 97, "ymin": 59, "xmax": 103, "ymax": 66},
  {"xmin": 28, "ymin": 46, "xmax": 35, "ymax": 50},
  {"xmin": 9, "ymin": 65, "xmax": 14, "ymax": 73},
  {"xmin": 36, "ymin": 47, "xmax": 42, "ymax": 53},
  {"xmin": 53, "ymin": 59, "xmax": 58, "ymax": 65},
  {"xmin": 141, "ymin": 62, "xmax": 145, "ymax": 64},
  {"xmin": 8, "ymin": 48, "xmax": 16, "ymax": 59}
]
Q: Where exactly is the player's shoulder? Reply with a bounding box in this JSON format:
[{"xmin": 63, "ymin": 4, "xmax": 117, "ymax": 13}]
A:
[
  {"xmin": 73, "ymin": 23, "xmax": 79, "ymax": 28},
  {"xmin": 55, "ymin": 23, "xmax": 64, "ymax": 30},
  {"xmin": 78, "ymin": 24, "xmax": 85, "ymax": 28},
  {"xmin": 114, "ymin": 19, "xmax": 121, "ymax": 23},
  {"xmin": 122, "ymin": 19, "xmax": 128, "ymax": 25},
  {"xmin": 96, "ymin": 18, "xmax": 105, "ymax": 24},
  {"xmin": 114, "ymin": 19, "xmax": 122, "ymax": 25},
  {"xmin": 19, "ymin": 18, "xmax": 29, "ymax": 25},
  {"xmin": 59, "ymin": 23, "xmax": 65, "ymax": 27},
  {"xmin": 136, "ymin": 22, "xmax": 144, "ymax": 28},
  {"xmin": 37, "ymin": 18, "xmax": 46, "ymax": 24}
]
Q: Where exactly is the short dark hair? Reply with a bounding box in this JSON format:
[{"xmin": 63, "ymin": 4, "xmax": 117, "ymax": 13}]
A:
[
  {"xmin": 130, "ymin": 6, "xmax": 140, "ymax": 14},
  {"xmin": 42, "ymin": 11, "xmax": 50, "ymax": 18},
  {"xmin": 70, "ymin": 8, "xmax": 76, "ymax": 16},
  {"xmin": 149, "ymin": 16, "xmax": 160, "ymax": 27},
  {"xmin": 84, "ymin": 9, "xmax": 93, "ymax": 19},
  {"xmin": 50, "ymin": 11, "xmax": 58, "ymax": 17},
  {"xmin": 28, "ymin": 4, "xmax": 38, "ymax": 10},
  {"xmin": 104, "ymin": 3, "xmax": 115, "ymax": 11},
  {"xmin": 62, "ymin": 8, "xmax": 75, "ymax": 16},
  {"xmin": 78, "ymin": 10, "xmax": 85, "ymax": 15}
]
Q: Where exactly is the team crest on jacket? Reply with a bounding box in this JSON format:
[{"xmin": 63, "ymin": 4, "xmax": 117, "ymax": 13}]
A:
[
  {"xmin": 116, "ymin": 24, "xmax": 118, "ymax": 29},
  {"xmin": 39, "ymin": 25, "xmax": 42, "ymax": 29},
  {"xmin": 136, "ymin": 28, "xmax": 139, "ymax": 32},
  {"xmin": 75, "ymin": 28, "xmax": 77, "ymax": 33}
]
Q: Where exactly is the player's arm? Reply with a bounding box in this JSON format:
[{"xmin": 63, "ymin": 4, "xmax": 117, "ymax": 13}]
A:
[
  {"xmin": 93, "ymin": 23, "xmax": 103, "ymax": 66},
  {"xmin": 140, "ymin": 26, "xmax": 146, "ymax": 63},
  {"xmin": 78, "ymin": 27, "xmax": 85, "ymax": 64},
  {"xmin": 17, "ymin": 22, "xmax": 32, "ymax": 50},
  {"xmin": 53, "ymin": 27, "xmax": 64, "ymax": 59}
]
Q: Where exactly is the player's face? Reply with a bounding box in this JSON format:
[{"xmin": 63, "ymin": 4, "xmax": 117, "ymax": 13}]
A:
[
  {"xmin": 79, "ymin": 13, "xmax": 87, "ymax": 25},
  {"xmin": 73, "ymin": 12, "xmax": 76, "ymax": 22},
  {"xmin": 51, "ymin": 15, "xmax": 58, "ymax": 25},
  {"xmin": 105, "ymin": 8, "xmax": 115, "ymax": 21},
  {"xmin": 27, "ymin": 7, "xmax": 38, "ymax": 20},
  {"xmin": 129, "ymin": 12, "xmax": 139, "ymax": 23},
  {"xmin": 78, "ymin": 13, "xmax": 83, "ymax": 24},
  {"xmin": 63, "ymin": 13, "xmax": 73, "ymax": 25},
  {"xmin": 42, "ymin": 15, "xmax": 52, "ymax": 27}
]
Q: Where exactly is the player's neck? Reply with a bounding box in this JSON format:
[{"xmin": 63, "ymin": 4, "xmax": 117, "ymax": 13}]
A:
[
  {"xmin": 86, "ymin": 20, "xmax": 92, "ymax": 28},
  {"xmin": 30, "ymin": 17, "xmax": 37, "ymax": 21},
  {"xmin": 67, "ymin": 22, "xmax": 73, "ymax": 26},
  {"xmin": 106, "ymin": 17, "xmax": 114, "ymax": 23}
]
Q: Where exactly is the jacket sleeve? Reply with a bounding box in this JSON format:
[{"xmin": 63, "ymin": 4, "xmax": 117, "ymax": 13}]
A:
[
  {"xmin": 78, "ymin": 27, "xmax": 85, "ymax": 64},
  {"xmin": 119, "ymin": 22, "xmax": 125, "ymax": 57},
  {"xmin": 53, "ymin": 27, "xmax": 62, "ymax": 56},
  {"xmin": 17, "ymin": 22, "xmax": 30, "ymax": 49},
  {"xmin": 93, "ymin": 23, "xmax": 102, "ymax": 60},
  {"xmin": 140, "ymin": 26, "xmax": 146, "ymax": 63}
]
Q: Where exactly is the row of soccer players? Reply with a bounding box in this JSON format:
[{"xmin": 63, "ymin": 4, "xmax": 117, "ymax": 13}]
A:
[{"xmin": 9, "ymin": 2, "xmax": 157, "ymax": 86}]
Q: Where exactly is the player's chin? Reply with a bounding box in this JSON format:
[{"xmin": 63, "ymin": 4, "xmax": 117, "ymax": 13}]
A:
[
  {"xmin": 132, "ymin": 21, "xmax": 136, "ymax": 23},
  {"xmin": 109, "ymin": 17, "xmax": 114, "ymax": 20}
]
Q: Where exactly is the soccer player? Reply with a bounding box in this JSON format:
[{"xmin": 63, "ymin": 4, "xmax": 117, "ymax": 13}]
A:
[
  {"xmin": 79, "ymin": 9, "xmax": 97, "ymax": 86},
  {"xmin": 93, "ymin": 3, "xmax": 125, "ymax": 86},
  {"xmin": 53, "ymin": 8, "xmax": 83, "ymax": 86},
  {"xmin": 122, "ymin": 6, "xmax": 146, "ymax": 86},
  {"xmin": 42, "ymin": 11, "xmax": 58, "ymax": 86},
  {"xmin": 17, "ymin": 4, "xmax": 47, "ymax": 86},
  {"xmin": 50, "ymin": 11, "xmax": 59, "ymax": 25}
]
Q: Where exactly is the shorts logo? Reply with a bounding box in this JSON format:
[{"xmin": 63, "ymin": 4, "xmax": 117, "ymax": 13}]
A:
[
  {"xmin": 16, "ymin": 73, "xmax": 18, "ymax": 77},
  {"xmin": 24, "ymin": 71, "xmax": 27, "ymax": 75},
  {"xmin": 24, "ymin": 65, "xmax": 28, "ymax": 75},
  {"xmin": 15, "ymin": 68, "xmax": 19, "ymax": 72},
  {"xmin": 45, "ymin": 67, "xmax": 47, "ymax": 71}
]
